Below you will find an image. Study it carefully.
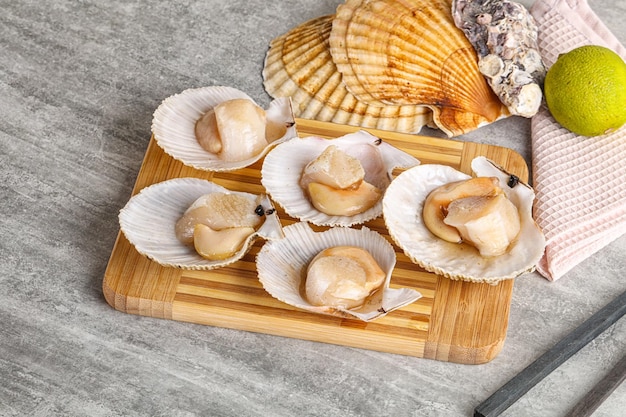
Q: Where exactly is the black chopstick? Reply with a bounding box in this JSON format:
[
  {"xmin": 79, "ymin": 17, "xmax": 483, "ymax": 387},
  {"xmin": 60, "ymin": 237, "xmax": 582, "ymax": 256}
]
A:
[
  {"xmin": 474, "ymin": 289, "xmax": 626, "ymax": 417},
  {"xmin": 566, "ymin": 353, "xmax": 626, "ymax": 417}
]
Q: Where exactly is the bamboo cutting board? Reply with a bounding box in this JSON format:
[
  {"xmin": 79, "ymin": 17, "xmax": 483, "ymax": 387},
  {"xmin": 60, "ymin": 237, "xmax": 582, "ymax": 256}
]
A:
[{"xmin": 103, "ymin": 119, "xmax": 529, "ymax": 364}]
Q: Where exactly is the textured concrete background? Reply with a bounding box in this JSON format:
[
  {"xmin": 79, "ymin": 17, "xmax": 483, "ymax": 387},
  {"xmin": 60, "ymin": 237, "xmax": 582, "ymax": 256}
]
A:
[{"xmin": 1, "ymin": 0, "xmax": 625, "ymax": 416}]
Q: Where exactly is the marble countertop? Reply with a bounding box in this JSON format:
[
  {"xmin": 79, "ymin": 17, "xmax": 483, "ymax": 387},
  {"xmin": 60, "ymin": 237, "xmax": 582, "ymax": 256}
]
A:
[{"xmin": 2, "ymin": 1, "xmax": 625, "ymax": 416}]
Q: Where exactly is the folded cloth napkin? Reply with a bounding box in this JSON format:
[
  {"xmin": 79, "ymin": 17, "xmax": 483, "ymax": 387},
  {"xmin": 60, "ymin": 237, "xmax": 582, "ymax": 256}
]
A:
[{"xmin": 530, "ymin": 0, "xmax": 626, "ymax": 281}]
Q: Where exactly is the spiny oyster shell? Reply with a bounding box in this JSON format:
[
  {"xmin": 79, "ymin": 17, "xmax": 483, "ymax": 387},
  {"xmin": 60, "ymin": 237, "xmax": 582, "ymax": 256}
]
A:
[
  {"xmin": 261, "ymin": 130, "xmax": 419, "ymax": 227},
  {"xmin": 256, "ymin": 222, "xmax": 422, "ymax": 321},
  {"xmin": 382, "ymin": 156, "xmax": 545, "ymax": 284},
  {"xmin": 263, "ymin": 0, "xmax": 510, "ymax": 137},
  {"xmin": 151, "ymin": 86, "xmax": 297, "ymax": 172},
  {"xmin": 119, "ymin": 178, "xmax": 283, "ymax": 270},
  {"xmin": 452, "ymin": 0, "xmax": 546, "ymax": 117}
]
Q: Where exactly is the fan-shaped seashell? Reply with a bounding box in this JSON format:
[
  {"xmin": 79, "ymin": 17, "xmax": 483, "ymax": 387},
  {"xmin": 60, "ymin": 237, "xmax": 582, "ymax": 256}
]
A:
[
  {"xmin": 328, "ymin": 0, "xmax": 510, "ymax": 136},
  {"xmin": 119, "ymin": 178, "xmax": 284, "ymax": 270},
  {"xmin": 151, "ymin": 86, "xmax": 297, "ymax": 172},
  {"xmin": 256, "ymin": 222, "xmax": 422, "ymax": 321},
  {"xmin": 261, "ymin": 130, "xmax": 419, "ymax": 227},
  {"xmin": 382, "ymin": 157, "xmax": 545, "ymax": 284},
  {"xmin": 263, "ymin": 14, "xmax": 435, "ymax": 134}
]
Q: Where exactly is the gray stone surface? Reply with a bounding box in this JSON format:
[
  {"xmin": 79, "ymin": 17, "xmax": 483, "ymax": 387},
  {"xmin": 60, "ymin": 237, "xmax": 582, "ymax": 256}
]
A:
[{"xmin": 1, "ymin": 0, "xmax": 625, "ymax": 416}]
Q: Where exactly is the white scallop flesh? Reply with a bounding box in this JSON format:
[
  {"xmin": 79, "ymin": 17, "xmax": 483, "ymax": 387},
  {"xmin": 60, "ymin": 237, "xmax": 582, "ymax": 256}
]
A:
[
  {"xmin": 175, "ymin": 192, "xmax": 265, "ymax": 245},
  {"xmin": 305, "ymin": 246, "xmax": 387, "ymax": 309}
]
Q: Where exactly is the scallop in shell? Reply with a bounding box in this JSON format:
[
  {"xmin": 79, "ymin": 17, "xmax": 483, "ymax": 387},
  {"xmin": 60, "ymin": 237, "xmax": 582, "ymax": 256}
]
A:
[
  {"xmin": 382, "ymin": 157, "xmax": 545, "ymax": 284},
  {"xmin": 329, "ymin": 0, "xmax": 510, "ymax": 137},
  {"xmin": 263, "ymin": 14, "xmax": 435, "ymax": 134},
  {"xmin": 119, "ymin": 178, "xmax": 283, "ymax": 270},
  {"xmin": 261, "ymin": 130, "xmax": 419, "ymax": 227},
  {"xmin": 151, "ymin": 86, "xmax": 297, "ymax": 172},
  {"xmin": 256, "ymin": 222, "xmax": 422, "ymax": 321}
]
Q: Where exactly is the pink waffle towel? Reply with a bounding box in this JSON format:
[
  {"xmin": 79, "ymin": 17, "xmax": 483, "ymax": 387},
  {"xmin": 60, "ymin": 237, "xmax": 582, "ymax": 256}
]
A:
[{"xmin": 530, "ymin": 0, "xmax": 626, "ymax": 281}]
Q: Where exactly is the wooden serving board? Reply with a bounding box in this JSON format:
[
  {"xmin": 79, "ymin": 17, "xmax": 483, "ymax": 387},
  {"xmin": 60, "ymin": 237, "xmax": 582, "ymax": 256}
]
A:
[{"xmin": 103, "ymin": 119, "xmax": 529, "ymax": 364}]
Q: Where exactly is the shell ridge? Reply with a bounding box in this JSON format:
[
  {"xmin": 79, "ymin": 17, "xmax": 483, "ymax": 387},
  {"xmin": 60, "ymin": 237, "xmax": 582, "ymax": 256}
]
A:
[
  {"xmin": 322, "ymin": 0, "xmax": 510, "ymax": 135},
  {"xmin": 263, "ymin": 1, "xmax": 477, "ymax": 135}
]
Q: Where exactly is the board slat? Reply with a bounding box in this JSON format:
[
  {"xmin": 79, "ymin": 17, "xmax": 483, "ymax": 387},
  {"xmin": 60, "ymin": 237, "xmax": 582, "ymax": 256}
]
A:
[{"xmin": 103, "ymin": 118, "xmax": 529, "ymax": 363}]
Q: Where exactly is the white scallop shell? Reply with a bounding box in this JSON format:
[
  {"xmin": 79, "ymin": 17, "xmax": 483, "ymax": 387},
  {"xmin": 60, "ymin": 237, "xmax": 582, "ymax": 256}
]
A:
[
  {"xmin": 256, "ymin": 222, "xmax": 422, "ymax": 321},
  {"xmin": 382, "ymin": 156, "xmax": 546, "ymax": 284},
  {"xmin": 261, "ymin": 130, "xmax": 420, "ymax": 227},
  {"xmin": 119, "ymin": 178, "xmax": 284, "ymax": 270},
  {"xmin": 151, "ymin": 86, "xmax": 297, "ymax": 172}
]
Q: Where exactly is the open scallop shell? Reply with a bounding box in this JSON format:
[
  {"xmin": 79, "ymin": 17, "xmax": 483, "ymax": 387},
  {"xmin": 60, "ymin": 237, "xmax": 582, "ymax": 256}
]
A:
[
  {"xmin": 263, "ymin": 14, "xmax": 435, "ymax": 134},
  {"xmin": 329, "ymin": 0, "xmax": 510, "ymax": 137},
  {"xmin": 382, "ymin": 156, "xmax": 546, "ymax": 284},
  {"xmin": 256, "ymin": 222, "xmax": 422, "ymax": 321},
  {"xmin": 151, "ymin": 86, "xmax": 297, "ymax": 172},
  {"xmin": 261, "ymin": 130, "xmax": 420, "ymax": 227},
  {"xmin": 119, "ymin": 178, "xmax": 284, "ymax": 270}
]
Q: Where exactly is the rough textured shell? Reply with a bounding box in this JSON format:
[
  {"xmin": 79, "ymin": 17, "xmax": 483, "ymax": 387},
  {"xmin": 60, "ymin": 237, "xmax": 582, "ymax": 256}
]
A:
[
  {"xmin": 256, "ymin": 222, "xmax": 421, "ymax": 321},
  {"xmin": 382, "ymin": 157, "xmax": 545, "ymax": 284},
  {"xmin": 261, "ymin": 130, "xmax": 419, "ymax": 227},
  {"xmin": 328, "ymin": 0, "xmax": 510, "ymax": 136},
  {"xmin": 119, "ymin": 178, "xmax": 284, "ymax": 270},
  {"xmin": 151, "ymin": 86, "xmax": 297, "ymax": 172},
  {"xmin": 452, "ymin": 0, "xmax": 546, "ymax": 117},
  {"xmin": 263, "ymin": 14, "xmax": 434, "ymax": 134}
]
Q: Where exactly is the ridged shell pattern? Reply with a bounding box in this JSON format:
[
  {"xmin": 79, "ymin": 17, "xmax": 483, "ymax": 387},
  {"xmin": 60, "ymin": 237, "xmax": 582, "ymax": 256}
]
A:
[
  {"xmin": 263, "ymin": 0, "xmax": 510, "ymax": 137},
  {"xmin": 263, "ymin": 15, "xmax": 434, "ymax": 134}
]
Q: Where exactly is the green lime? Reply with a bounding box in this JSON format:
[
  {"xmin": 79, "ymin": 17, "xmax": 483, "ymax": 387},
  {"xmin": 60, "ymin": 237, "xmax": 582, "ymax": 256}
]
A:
[{"xmin": 544, "ymin": 45, "xmax": 626, "ymax": 137}]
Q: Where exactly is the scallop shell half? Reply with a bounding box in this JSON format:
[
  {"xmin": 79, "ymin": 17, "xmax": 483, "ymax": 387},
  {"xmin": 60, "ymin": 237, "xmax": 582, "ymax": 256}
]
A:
[
  {"xmin": 263, "ymin": 14, "xmax": 435, "ymax": 134},
  {"xmin": 119, "ymin": 178, "xmax": 284, "ymax": 270},
  {"xmin": 256, "ymin": 222, "xmax": 422, "ymax": 321},
  {"xmin": 151, "ymin": 86, "xmax": 297, "ymax": 172},
  {"xmin": 261, "ymin": 130, "xmax": 420, "ymax": 227},
  {"xmin": 382, "ymin": 156, "xmax": 545, "ymax": 284},
  {"xmin": 263, "ymin": 0, "xmax": 510, "ymax": 137},
  {"xmin": 329, "ymin": 0, "xmax": 510, "ymax": 137}
]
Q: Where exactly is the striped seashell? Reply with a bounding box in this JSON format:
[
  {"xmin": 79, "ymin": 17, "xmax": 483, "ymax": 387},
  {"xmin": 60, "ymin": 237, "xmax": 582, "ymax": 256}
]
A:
[
  {"xmin": 263, "ymin": 0, "xmax": 511, "ymax": 137},
  {"xmin": 329, "ymin": 0, "xmax": 509, "ymax": 137},
  {"xmin": 262, "ymin": 14, "xmax": 435, "ymax": 135}
]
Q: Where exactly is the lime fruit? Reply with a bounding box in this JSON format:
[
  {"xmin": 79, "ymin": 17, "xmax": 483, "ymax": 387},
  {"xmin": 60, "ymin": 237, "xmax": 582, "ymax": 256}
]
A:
[{"xmin": 544, "ymin": 45, "xmax": 626, "ymax": 137}]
